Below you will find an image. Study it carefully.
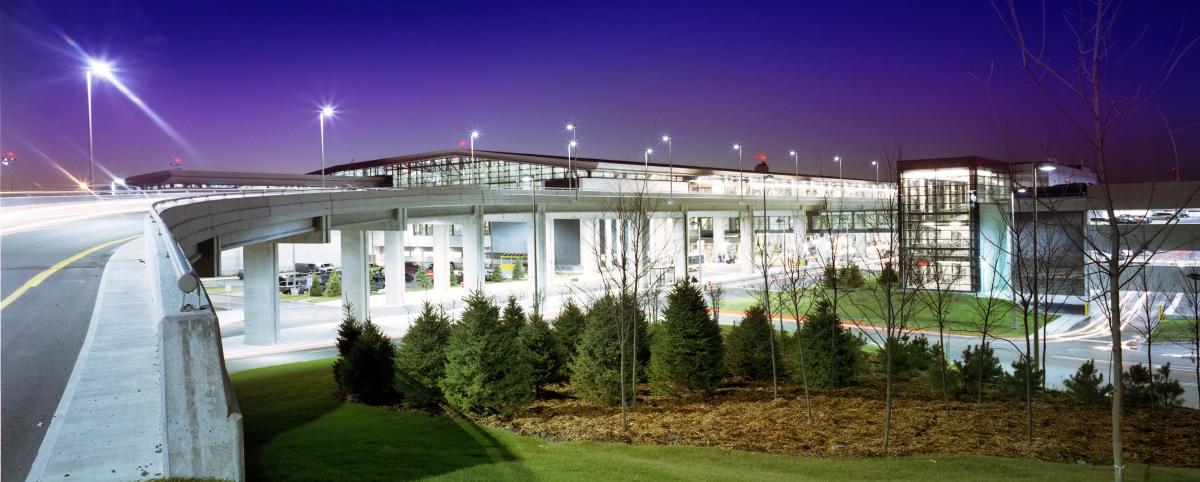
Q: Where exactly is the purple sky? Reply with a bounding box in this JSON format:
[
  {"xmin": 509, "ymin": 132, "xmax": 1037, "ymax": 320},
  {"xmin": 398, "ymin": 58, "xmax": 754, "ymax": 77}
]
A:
[{"xmin": 2, "ymin": 0, "xmax": 1198, "ymax": 189}]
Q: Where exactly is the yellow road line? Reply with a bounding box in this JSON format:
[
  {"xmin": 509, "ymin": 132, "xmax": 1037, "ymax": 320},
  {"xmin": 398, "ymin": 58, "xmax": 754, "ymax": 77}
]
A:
[{"xmin": 0, "ymin": 235, "xmax": 139, "ymax": 311}]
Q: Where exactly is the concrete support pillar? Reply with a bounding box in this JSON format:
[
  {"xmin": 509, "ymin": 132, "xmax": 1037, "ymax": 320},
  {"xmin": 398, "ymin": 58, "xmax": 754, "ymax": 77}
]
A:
[
  {"xmin": 243, "ymin": 242, "xmax": 279, "ymax": 345},
  {"xmin": 580, "ymin": 218, "xmax": 599, "ymax": 274},
  {"xmin": 673, "ymin": 213, "xmax": 689, "ymax": 281},
  {"xmin": 602, "ymin": 219, "xmax": 614, "ymax": 266},
  {"xmin": 341, "ymin": 229, "xmax": 371, "ymax": 321},
  {"xmin": 433, "ymin": 224, "xmax": 451, "ymax": 292},
  {"xmin": 738, "ymin": 211, "xmax": 754, "ymax": 273},
  {"xmin": 713, "ymin": 215, "xmax": 727, "ymax": 262},
  {"xmin": 792, "ymin": 212, "xmax": 807, "ymax": 265},
  {"xmin": 531, "ymin": 208, "xmax": 548, "ymax": 301},
  {"xmin": 384, "ymin": 229, "xmax": 406, "ymax": 306},
  {"xmin": 462, "ymin": 207, "xmax": 485, "ymax": 292},
  {"xmin": 545, "ymin": 216, "xmax": 557, "ymax": 276}
]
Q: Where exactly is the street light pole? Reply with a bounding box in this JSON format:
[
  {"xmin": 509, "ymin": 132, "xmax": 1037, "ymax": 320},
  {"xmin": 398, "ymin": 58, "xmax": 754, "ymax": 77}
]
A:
[
  {"xmin": 761, "ymin": 173, "xmax": 778, "ymax": 398},
  {"xmin": 734, "ymin": 144, "xmax": 744, "ymax": 202},
  {"xmin": 319, "ymin": 106, "xmax": 334, "ymax": 188},
  {"xmin": 566, "ymin": 123, "xmax": 577, "ymax": 193},
  {"xmin": 872, "ymin": 160, "xmax": 879, "ymax": 183},
  {"xmin": 86, "ymin": 70, "xmax": 95, "ymax": 187},
  {"xmin": 662, "ymin": 135, "xmax": 673, "ymax": 203},
  {"xmin": 1031, "ymin": 162, "xmax": 1056, "ymax": 374},
  {"xmin": 643, "ymin": 148, "xmax": 653, "ymax": 185}
]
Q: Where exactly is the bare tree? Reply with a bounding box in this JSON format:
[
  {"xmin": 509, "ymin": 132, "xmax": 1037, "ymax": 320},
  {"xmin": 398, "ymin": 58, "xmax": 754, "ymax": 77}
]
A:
[
  {"xmin": 1177, "ymin": 268, "xmax": 1200, "ymax": 408},
  {"xmin": 846, "ymin": 153, "xmax": 921, "ymax": 450},
  {"xmin": 914, "ymin": 241, "xmax": 963, "ymax": 415},
  {"xmin": 777, "ymin": 225, "xmax": 815, "ymax": 421},
  {"xmin": 991, "ymin": 1, "xmax": 1199, "ymax": 478},
  {"xmin": 1130, "ymin": 264, "xmax": 1166, "ymax": 409},
  {"xmin": 704, "ymin": 280, "xmax": 725, "ymax": 323}
]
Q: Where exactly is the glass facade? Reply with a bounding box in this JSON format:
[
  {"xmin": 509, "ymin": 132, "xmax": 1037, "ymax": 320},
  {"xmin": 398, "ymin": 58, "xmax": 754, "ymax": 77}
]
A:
[{"xmin": 899, "ymin": 165, "xmax": 1009, "ymax": 292}]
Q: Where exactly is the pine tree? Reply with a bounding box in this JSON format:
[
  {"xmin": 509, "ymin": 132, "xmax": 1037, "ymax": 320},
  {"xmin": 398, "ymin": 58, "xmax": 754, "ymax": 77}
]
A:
[
  {"xmin": 309, "ymin": 274, "xmax": 324, "ymax": 297},
  {"xmin": 649, "ymin": 281, "xmax": 724, "ymax": 397},
  {"xmin": 725, "ymin": 304, "xmax": 782, "ymax": 381},
  {"xmin": 414, "ymin": 266, "xmax": 432, "ymax": 290},
  {"xmin": 331, "ymin": 303, "xmax": 396, "ymax": 404},
  {"xmin": 394, "ymin": 302, "xmax": 452, "ymax": 406},
  {"xmin": 521, "ymin": 313, "xmax": 565, "ymax": 394},
  {"xmin": 553, "ymin": 299, "xmax": 587, "ymax": 362},
  {"xmin": 956, "ymin": 343, "xmax": 1003, "ymax": 401},
  {"xmin": 798, "ymin": 299, "xmax": 859, "ymax": 388},
  {"xmin": 1064, "ymin": 359, "xmax": 1112, "ymax": 405},
  {"xmin": 501, "ymin": 296, "xmax": 528, "ymax": 331},
  {"xmin": 571, "ymin": 295, "xmax": 635, "ymax": 406},
  {"xmin": 512, "ymin": 261, "xmax": 527, "ymax": 280},
  {"xmin": 999, "ymin": 356, "xmax": 1045, "ymax": 397},
  {"xmin": 325, "ymin": 269, "xmax": 343, "ymax": 297},
  {"xmin": 440, "ymin": 291, "xmax": 534, "ymax": 415},
  {"xmin": 488, "ymin": 264, "xmax": 504, "ymax": 282}
]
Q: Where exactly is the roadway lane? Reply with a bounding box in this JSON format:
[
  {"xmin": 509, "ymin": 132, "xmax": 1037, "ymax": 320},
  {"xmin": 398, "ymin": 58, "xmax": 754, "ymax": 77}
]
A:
[{"xmin": 1, "ymin": 212, "xmax": 145, "ymax": 482}]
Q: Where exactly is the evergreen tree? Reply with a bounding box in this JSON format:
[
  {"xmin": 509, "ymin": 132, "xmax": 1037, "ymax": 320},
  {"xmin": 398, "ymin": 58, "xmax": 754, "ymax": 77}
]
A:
[
  {"xmin": 1064, "ymin": 359, "xmax": 1112, "ymax": 405},
  {"xmin": 512, "ymin": 261, "xmax": 527, "ymax": 280},
  {"xmin": 521, "ymin": 313, "xmax": 565, "ymax": 394},
  {"xmin": 571, "ymin": 295, "xmax": 640, "ymax": 406},
  {"xmin": 440, "ymin": 291, "xmax": 534, "ymax": 415},
  {"xmin": 798, "ymin": 299, "xmax": 859, "ymax": 388},
  {"xmin": 501, "ymin": 296, "xmax": 528, "ymax": 331},
  {"xmin": 649, "ymin": 281, "xmax": 724, "ymax": 396},
  {"xmin": 309, "ymin": 273, "xmax": 324, "ymax": 297},
  {"xmin": 414, "ymin": 266, "xmax": 432, "ymax": 290},
  {"xmin": 956, "ymin": 343, "xmax": 1003, "ymax": 400},
  {"xmin": 394, "ymin": 302, "xmax": 452, "ymax": 406},
  {"xmin": 999, "ymin": 356, "xmax": 1045, "ymax": 397},
  {"xmin": 725, "ymin": 305, "xmax": 782, "ymax": 381},
  {"xmin": 331, "ymin": 303, "xmax": 396, "ymax": 404},
  {"xmin": 325, "ymin": 269, "xmax": 343, "ymax": 297},
  {"xmin": 838, "ymin": 264, "xmax": 865, "ymax": 290},
  {"xmin": 487, "ymin": 264, "xmax": 504, "ymax": 282},
  {"xmin": 879, "ymin": 261, "xmax": 899, "ymax": 286},
  {"xmin": 553, "ymin": 299, "xmax": 588, "ymax": 362}
]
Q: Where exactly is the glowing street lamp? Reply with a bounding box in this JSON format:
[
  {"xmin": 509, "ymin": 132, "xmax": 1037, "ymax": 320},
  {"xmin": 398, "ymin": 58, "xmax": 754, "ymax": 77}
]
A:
[
  {"xmin": 85, "ymin": 58, "xmax": 115, "ymax": 188},
  {"xmin": 643, "ymin": 148, "xmax": 653, "ymax": 180},
  {"xmin": 871, "ymin": 160, "xmax": 879, "ymax": 183},
  {"xmin": 661, "ymin": 135, "xmax": 673, "ymax": 202},
  {"xmin": 319, "ymin": 105, "xmax": 335, "ymax": 188},
  {"xmin": 788, "ymin": 150, "xmax": 799, "ymax": 198},
  {"xmin": 470, "ymin": 130, "xmax": 480, "ymax": 164},
  {"xmin": 566, "ymin": 123, "xmax": 577, "ymax": 193},
  {"xmin": 733, "ymin": 144, "xmax": 744, "ymax": 201}
]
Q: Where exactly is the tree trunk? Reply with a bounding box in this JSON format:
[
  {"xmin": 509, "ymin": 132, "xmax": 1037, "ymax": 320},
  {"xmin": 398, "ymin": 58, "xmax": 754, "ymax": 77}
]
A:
[
  {"xmin": 1146, "ymin": 340, "xmax": 1153, "ymax": 411},
  {"xmin": 978, "ymin": 338, "xmax": 986, "ymax": 404},
  {"xmin": 1109, "ymin": 260, "xmax": 1124, "ymax": 482},
  {"xmin": 620, "ymin": 332, "xmax": 628, "ymax": 433},
  {"xmin": 883, "ymin": 341, "xmax": 894, "ymax": 451},
  {"xmin": 939, "ymin": 327, "xmax": 949, "ymax": 415},
  {"xmin": 631, "ymin": 316, "xmax": 638, "ymax": 410},
  {"xmin": 1023, "ymin": 312, "xmax": 1034, "ymax": 443}
]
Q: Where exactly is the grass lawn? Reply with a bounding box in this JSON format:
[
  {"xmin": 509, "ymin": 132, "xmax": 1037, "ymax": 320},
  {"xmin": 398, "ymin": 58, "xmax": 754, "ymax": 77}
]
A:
[
  {"xmin": 231, "ymin": 359, "xmax": 1195, "ymax": 481},
  {"xmin": 1152, "ymin": 317, "xmax": 1198, "ymax": 343},
  {"xmin": 723, "ymin": 285, "xmax": 1051, "ymax": 337}
]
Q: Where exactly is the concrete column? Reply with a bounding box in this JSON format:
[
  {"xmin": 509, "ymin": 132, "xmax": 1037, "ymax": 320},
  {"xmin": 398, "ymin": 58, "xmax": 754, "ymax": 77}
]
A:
[
  {"xmin": 580, "ymin": 218, "xmax": 599, "ymax": 274},
  {"xmin": 738, "ymin": 211, "xmax": 754, "ymax": 273},
  {"xmin": 462, "ymin": 208, "xmax": 485, "ymax": 292},
  {"xmin": 384, "ymin": 230, "xmax": 406, "ymax": 306},
  {"xmin": 530, "ymin": 208, "xmax": 548, "ymax": 300},
  {"xmin": 341, "ymin": 229, "xmax": 371, "ymax": 321},
  {"xmin": 243, "ymin": 242, "xmax": 279, "ymax": 345},
  {"xmin": 545, "ymin": 216, "xmax": 556, "ymax": 276},
  {"xmin": 792, "ymin": 211, "xmax": 807, "ymax": 265},
  {"xmin": 712, "ymin": 215, "xmax": 727, "ymax": 262},
  {"xmin": 673, "ymin": 213, "xmax": 689, "ymax": 281},
  {"xmin": 433, "ymin": 224, "xmax": 451, "ymax": 292},
  {"xmin": 602, "ymin": 219, "xmax": 613, "ymax": 266}
]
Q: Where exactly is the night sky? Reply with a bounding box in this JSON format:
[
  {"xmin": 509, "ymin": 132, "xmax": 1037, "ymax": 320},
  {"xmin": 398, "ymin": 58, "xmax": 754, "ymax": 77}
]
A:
[{"xmin": 2, "ymin": 0, "xmax": 1198, "ymax": 188}]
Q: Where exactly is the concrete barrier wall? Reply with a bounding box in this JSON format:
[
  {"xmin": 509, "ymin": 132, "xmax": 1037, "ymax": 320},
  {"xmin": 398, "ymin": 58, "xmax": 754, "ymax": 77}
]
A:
[{"xmin": 145, "ymin": 215, "xmax": 245, "ymax": 482}]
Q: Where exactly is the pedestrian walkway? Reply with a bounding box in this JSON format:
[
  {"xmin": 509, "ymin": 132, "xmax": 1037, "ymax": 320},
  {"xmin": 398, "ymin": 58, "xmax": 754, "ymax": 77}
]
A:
[{"xmin": 26, "ymin": 240, "xmax": 165, "ymax": 481}]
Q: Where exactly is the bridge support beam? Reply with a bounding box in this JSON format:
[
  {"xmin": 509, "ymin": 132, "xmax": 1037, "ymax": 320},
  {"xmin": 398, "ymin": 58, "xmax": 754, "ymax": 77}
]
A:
[
  {"xmin": 462, "ymin": 207, "xmax": 485, "ymax": 293},
  {"xmin": 341, "ymin": 229, "xmax": 371, "ymax": 321},
  {"xmin": 529, "ymin": 208, "xmax": 547, "ymax": 302},
  {"xmin": 580, "ymin": 218, "xmax": 598, "ymax": 275},
  {"xmin": 433, "ymin": 224, "xmax": 451, "ymax": 292},
  {"xmin": 384, "ymin": 228, "xmax": 406, "ymax": 306},
  {"xmin": 738, "ymin": 211, "xmax": 754, "ymax": 273},
  {"xmin": 243, "ymin": 241, "xmax": 279, "ymax": 345},
  {"xmin": 674, "ymin": 212, "xmax": 689, "ymax": 282}
]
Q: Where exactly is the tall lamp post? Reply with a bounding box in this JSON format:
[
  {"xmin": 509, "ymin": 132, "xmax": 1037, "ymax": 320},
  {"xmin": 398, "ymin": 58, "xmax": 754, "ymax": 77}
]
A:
[
  {"xmin": 2, "ymin": 151, "xmax": 14, "ymax": 192},
  {"xmin": 85, "ymin": 59, "xmax": 114, "ymax": 189},
  {"xmin": 319, "ymin": 105, "xmax": 335, "ymax": 188},
  {"xmin": 643, "ymin": 148, "xmax": 653, "ymax": 182},
  {"xmin": 566, "ymin": 123, "xmax": 577, "ymax": 191},
  {"xmin": 871, "ymin": 160, "xmax": 879, "ymax": 183},
  {"xmin": 522, "ymin": 175, "xmax": 539, "ymax": 304},
  {"xmin": 662, "ymin": 135, "xmax": 673, "ymax": 203},
  {"xmin": 1031, "ymin": 162, "xmax": 1056, "ymax": 373},
  {"xmin": 789, "ymin": 150, "xmax": 799, "ymax": 198},
  {"xmin": 733, "ymin": 144, "xmax": 744, "ymax": 202}
]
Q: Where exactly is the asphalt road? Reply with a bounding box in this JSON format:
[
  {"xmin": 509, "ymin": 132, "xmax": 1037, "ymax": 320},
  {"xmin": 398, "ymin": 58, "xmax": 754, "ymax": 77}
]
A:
[{"xmin": 0, "ymin": 212, "xmax": 144, "ymax": 482}]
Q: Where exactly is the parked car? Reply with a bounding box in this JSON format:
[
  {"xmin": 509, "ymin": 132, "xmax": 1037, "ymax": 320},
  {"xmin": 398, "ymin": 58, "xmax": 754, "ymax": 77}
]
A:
[
  {"xmin": 294, "ymin": 263, "xmax": 318, "ymax": 273},
  {"xmin": 318, "ymin": 263, "xmax": 336, "ymax": 273},
  {"xmin": 278, "ymin": 274, "xmax": 310, "ymax": 294},
  {"xmin": 1116, "ymin": 214, "xmax": 1139, "ymax": 224}
]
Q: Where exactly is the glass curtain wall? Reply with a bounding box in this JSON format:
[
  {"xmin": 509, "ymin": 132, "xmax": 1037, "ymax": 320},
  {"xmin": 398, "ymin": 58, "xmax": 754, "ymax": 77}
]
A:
[{"xmin": 900, "ymin": 168, "xmax": 976, "ymax": 291}]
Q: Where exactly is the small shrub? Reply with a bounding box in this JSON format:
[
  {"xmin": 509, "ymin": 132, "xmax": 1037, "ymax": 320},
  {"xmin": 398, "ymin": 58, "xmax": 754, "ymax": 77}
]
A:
[
  {"xmin": 1063, "ymin": 359, "xmax": 1112, "ymax": 405},
  {"xmin": 838, "ymin": 264, "xmax": 865, "ymax": 290},
  {"xmin": 879, "ymin": 262, "xmax": 899, "ymax": 286},
  {"xmin": 331, "ymin": 304, "xmax": 396, "ymax": 404},
  {"xmin": 325, "ymin": 269, "xmax": 343, "ymax": 297},
  {"xmin": 887, "ymin": 335, "xmax": 935, "ymax": 376},
  {"xmin": 440, "ymin": 291, "xmax": 534, "ymax": 416},
  {"xmin": 487, "ymin": 264, "xmax": 504, "ymax": 282},
  {"xmin": 394, "ymin": 302, "xmax": 452, "ymax": 406},
  {"xmin": 309, "ymin": 274, "xmax": 324, "ymax": 297},
  {"xmin": 926, "ymin": 357, "xmax": 963, "ymax": 397},
  {"xmin": 512, "ymin": 262, "xmax": 526, "ymax": 280},
  {"xmin": 725, "ymin": 304, "xmax": 782, "ymax": 382},
  {"xmin": 649, "ymin": 281, "xmax": 724, "ymax": 397},
  {"xmin": 797, "ymin": 299, "xmax": 859, "ymax": 388}
]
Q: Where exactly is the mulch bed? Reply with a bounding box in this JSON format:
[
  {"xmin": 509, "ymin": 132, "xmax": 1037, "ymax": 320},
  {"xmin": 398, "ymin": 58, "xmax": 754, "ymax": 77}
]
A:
[{"xmin": 485, "ymin": 377, "xmax": 1200, "ymax": 468}]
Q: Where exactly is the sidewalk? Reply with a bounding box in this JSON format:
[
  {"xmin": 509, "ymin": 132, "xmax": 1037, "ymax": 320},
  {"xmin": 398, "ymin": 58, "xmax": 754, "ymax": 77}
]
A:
[{"xmin": 26, "ymin": 240, "xmax": 165, "ymax": 481}]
